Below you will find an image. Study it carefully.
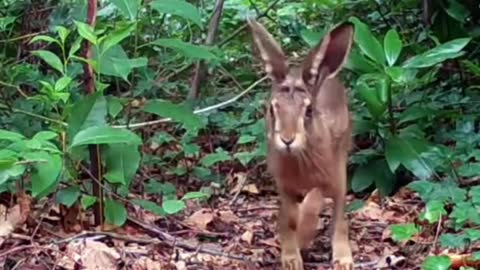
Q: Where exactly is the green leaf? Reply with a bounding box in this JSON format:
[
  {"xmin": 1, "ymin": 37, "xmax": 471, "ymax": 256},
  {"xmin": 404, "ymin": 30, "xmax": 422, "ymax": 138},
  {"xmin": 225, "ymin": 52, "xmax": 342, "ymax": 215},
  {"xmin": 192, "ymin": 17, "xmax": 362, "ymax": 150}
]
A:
[
  {"xmin": 107, "ymin": 96, "xmax": 124, "ymax": 118},
  {"xmin": 439, "ymin": 233, "xmax": 468, "ymax": 249},
  {"xmin": 55, "ymin": 26, "xmax": 70, "ymax": 44},
  {"xmin": 237, "ymin": 135, "xmax": 256, "ymax": 144},
  {"xmin": 104, "ymin": 199, "xmax": 127, "ymax": 226},
  {"xmin": 104, "ymin": 144, "xmax": 141, "ymax": 185},
  {"xmin": 67, "ymin": 91, "xmax": 107, "ymax": 141},
  {"xmin": 29, "ymin": 35, "xmax": 60, "ymax": 46},
  {"xmin": 348, "ymin": 17, "xmax": 385, "ymax": 65},
  {"xmin": 0, "ymin": 130, "xmax": 25, "ymax": 142},
  {"xmin": 384, "ymin": 29, "xmax": 402, "ymax": 66},
  {"xmin": 70, "ymin": 126, "xmax": 142, "ymax": 147},
  {"xmin": 444, "ymin": 0, "xmax": 470, "ymax": 22},
  {"xmin": 150, "ymin": 39, "xmax": 217, "ymax": 61},
  {"xmin": 356, "ymin": 81, "xmax": 386, "ymax": 118},
  {"xmin": 68, "ymin": 36, "xmax": 83, "ymax": 59},
  {"xmin": 100, "ymin": 23, "xmax": 136, "ymax": 53},
  {"xmin": 95, "ymin": 45, "xmax": 147, "ymax": 81},
  {"xmin": 162, "ymin": 199, "xmax": 186, "ymax": 215},
  {"xmin": 200, "ymin": 148, "xmax": 231, "ymax": 167},
  {"xmin": 81, "ymin": 195, "xmax": 97, "ymax": 209},
  {"xmin": 385, "ymin": 136, "xmax": 433, "ymax": 179},
  {"xmin": 234, "ymin": 151, "xmax": 257, "ymax": 166},
  {"xmin": 300, "ymin": 28, "xmax": 325, "ymax": 48},
  {"xmin": 25, "ymin": 151, "xmax": 62, "ymax": 198},
  {"xmin": 345, "ymin": 49, "xmax": 379, "ymax": 73},
  {"xmin": 110, "ymin": 0, "xmax": 139, "ymax": 20},
  {"xmin": 31, "ymin": 50, "xmax": 64, "ymax": 74},
  {"xmin": 461, "ymin": 60, "xmax": 480, "ymax": 77},
  {"xmin": 150, "ymin": 0, "xmax": 203, "ymax": 28},
  {"xmin": 143, "ymin": 100, "xmax": 204, "ymax": 131},
  {"xmin": 132, "ymin": 199, "xmax": 165, "ymax": 215},
  {"xmin": 352, "ymin": 159, "xmax": 395, "ymax": 196},
  {"xmin": 420, "ymin": 200, "xmax": 446, "ymax": 223},
  {"xmin": 389, "ymin": 223, "xmax": 420, "ymax": 242},
  {"xmin": 403, "ymin": 38, "xmax": 471, "ymax": 68},
  {"xmin": 351, "ymin": 162, "xmax": 374, "ymax": 192},
  {"xmin": 56, "ymin": 186, "xmax": 81, "ymax": 207},
  {"xmin": 74, "ymin": 20, "xmax": 97, "ymax": 44},
  {"xmin": 421, "ymin": 256, "xmax": 451, "ymax": 270},
  {"xmin": 55, "ymin": 76, "xmax": 72, "ymax": 91},
  {"xmin": 31, "ymin": 131, "xmax": 57, "ymax": 142},
  {"xmin": 181, "ymin": 191, "xmax": 210, "ymax": 200}
]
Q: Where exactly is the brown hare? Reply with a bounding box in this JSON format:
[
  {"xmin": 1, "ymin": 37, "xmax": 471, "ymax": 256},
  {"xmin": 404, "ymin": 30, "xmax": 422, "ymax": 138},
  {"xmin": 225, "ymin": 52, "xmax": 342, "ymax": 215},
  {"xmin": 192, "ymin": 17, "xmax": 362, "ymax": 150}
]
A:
[{"xmin": 247, "ymin": 18, "xmax": 355, "ymax": 270}]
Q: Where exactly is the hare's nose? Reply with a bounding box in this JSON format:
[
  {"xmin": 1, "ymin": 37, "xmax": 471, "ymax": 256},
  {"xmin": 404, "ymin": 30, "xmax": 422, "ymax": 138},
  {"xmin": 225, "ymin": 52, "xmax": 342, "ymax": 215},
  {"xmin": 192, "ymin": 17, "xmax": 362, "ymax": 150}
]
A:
[{"xmin": 281, "ymin": 136, "xmax": 295, "ymax": 146}]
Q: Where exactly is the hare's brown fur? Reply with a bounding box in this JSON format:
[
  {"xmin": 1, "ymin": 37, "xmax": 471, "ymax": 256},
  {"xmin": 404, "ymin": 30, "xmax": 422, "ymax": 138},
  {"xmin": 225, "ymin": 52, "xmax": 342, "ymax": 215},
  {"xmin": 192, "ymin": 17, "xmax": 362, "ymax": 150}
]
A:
[{"xmin": 247, "ymin": 19, "xmax": 355, "ymax": 270}]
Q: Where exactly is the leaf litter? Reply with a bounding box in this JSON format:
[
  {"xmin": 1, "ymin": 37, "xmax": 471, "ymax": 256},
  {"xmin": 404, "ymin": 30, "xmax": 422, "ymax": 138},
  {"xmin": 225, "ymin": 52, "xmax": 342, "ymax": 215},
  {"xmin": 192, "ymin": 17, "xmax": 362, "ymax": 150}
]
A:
[{"xmin": 0, "ymin": 173, "xmax": 474, "ymax": 270}]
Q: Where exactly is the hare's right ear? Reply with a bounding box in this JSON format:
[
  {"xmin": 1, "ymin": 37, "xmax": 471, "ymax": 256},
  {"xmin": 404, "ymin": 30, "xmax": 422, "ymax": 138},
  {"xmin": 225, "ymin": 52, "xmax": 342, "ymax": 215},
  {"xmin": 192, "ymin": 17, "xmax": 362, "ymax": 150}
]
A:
[{"xmin": 247, "ymin": 18, "xmax": 288, "ymax": 82}]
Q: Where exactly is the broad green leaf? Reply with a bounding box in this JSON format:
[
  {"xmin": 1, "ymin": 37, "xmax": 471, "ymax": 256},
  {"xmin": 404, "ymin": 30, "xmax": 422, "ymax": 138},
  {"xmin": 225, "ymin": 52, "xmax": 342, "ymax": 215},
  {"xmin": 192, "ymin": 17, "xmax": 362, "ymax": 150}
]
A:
[
  {"xmin": 68, "ymin": 36, "xmax": 83, "ymax": 59},
  {"xmin": 403, "ymin": 38, "xmax": 471, "ymax": 68},
  {"xmin": 132, "ymin": 199, "xmax": 165, "ymax": 215},
  {"xmin": 466, "ymin": 229, "xmax": 480, "ymax": 242},
  {"xmin": 356, "ymin": 81, "xmax": 386, "ymax": 118},
  {"xmin": 150, "ymin": 39, "xmax": 217, "ymax": 61},
  {"xmin": 81, "ymin": 195, "xmax": 97, "ymax": 209},
  {"xmin": 345, "ymin": 49, "xmax": 379, "ymax": 73},
  {"xmin": 70, "ymin": 126, "xmax": 142, "ymax": 147},
  {"xmin": 439, "ymin": 233, "xmax": 468, "ymax": 249},
  {"xmin": 461, "ymin": 60, "xmax": 480, "ymax": 77},
  {"xmin": 107, "ymin": 96, "xmax": 124, "ymax": 118},
  {"xmin": 349, "ymin": 17, "xmax": 385, "ymax": 65},
  {"xmin": 104, "ymin": 199, "xmax": 127, "ymax": 226},
  {"xmin": 351, "ymin": 162, "xmax": 374, "ymax": 192},
  {"xmin": 234, "ymin": 151, "xmax": 257, "ymax": 166},
  {"xmin": 67, "ymin": 91, "xmax": 107, "ymax": 141},
  {"xmin": 384, "ymin": 29, "xmax": 402, "ymax": 66},
  {"xmin": 110, "ymin": 0, "xmax": 139, "ymax": 20},
  {"xmin": 25, "ymin": 151, "xmax": 62, "ymax": 198},
  {"xmin": 32, "ymin": 131, "xmax": 57, "ymax": 141},
  {"xmin": 143, "ymin": 100, "xmax": 204, "ymax": 131},
  {"xmin": 95, "ymin": 45, "xmax": 147, "ymax": 80},
  {"xmin": 55, "ymin": 76, "xmax": 72, "ymax": 91},
  {"xmin": 162, "ymin": 199, "xmax": 186, "ymax": 215},
  {"xmin": 55, "ymin": 26, "xmax": 70, "ymax": 44},
  {"xmin": 31, "ymin": 50, "xmax": 64, "ymax": 74},
  {"xmin": 74, "ymin": 20, "xmax": 97, "ymax": 44},
  {"xmin": 237, "ymin": 135, "xmax": 256, "ymax": 144},
  {"xmin": 150, "ymin": 0, "xmax": 202, "ymax": 28},
  {"xmin": 104, "ymin": 144, "xmax": 141, "ymax": 185},
  {"xmin": 0, "ymin": 150, "xmax": 23, "ymax": 185},
  {"xmin": 300, "ymin": 28, "xmax": 325, "ymax": 48},
  {"xmin": 56, "ymin": 186, "xmax": 81, "ymax": 207},
  {"xmin": 385, "ymin": 136, "xmax": 433, "ymax": 179},
  {"xmin": 444, "ymin": 0, "xmax": 470, "ymax": 22},
  {"xmin": 29, "ymin": 35, "xmax": 60, "ymax": 46},
  {"xmin": 389, "ymin": 223, "xmax": 420, "ymax": 242},
  {"xmin": 421, "ymin": 256, "xmax": 451, "ymax": 270},
  {"xmin": 420, "ymin": 200, "xmax": 446, "ymax": 223},
  {"xmin": 181, "ymin": 191, "xmax": 210, "ymax": 200},
  {"xmin": 352, "ymin": 159, "xmax": 395, "ymax": 196},
  {"xmin": 100, "ymin": 23, "xmax": 136, "ymax": 53},
  {"xmin": 0, "ymin": 130, "xmax": 25, "ymax": 142},
  {"xmin": 200, "ymin": 148, "xmax": 231, "ymax": 167}
]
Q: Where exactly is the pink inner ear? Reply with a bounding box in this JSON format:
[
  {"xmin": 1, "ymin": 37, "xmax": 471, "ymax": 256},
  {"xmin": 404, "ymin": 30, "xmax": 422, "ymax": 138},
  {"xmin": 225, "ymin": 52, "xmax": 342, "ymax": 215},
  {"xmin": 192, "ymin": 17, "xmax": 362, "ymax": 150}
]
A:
[{"xmin": 322, "ymin": 24, "xmax": 353, "ymax": 76}]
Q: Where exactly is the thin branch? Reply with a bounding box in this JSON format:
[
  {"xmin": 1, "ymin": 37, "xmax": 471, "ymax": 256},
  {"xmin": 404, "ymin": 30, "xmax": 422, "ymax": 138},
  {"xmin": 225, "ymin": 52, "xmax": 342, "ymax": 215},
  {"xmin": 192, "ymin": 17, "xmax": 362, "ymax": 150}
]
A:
[{"xmin": 114, "ymin": 75, "xmax": 268, "ymax": 129}]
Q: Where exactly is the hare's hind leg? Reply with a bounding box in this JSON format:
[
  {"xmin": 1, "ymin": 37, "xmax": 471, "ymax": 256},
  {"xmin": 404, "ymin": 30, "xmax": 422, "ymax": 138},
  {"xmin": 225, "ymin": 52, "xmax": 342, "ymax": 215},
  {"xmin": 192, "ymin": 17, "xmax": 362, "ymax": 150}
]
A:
[
  {"xmin": 278, "ymin": 189, "xmax": 303, "ymax": 270},
  {"xmin": 297, "ymin": 188, "xmax": 324, "ymax": 249},
  {"xmin": 331, "ymin": 160, "xmax": 353, "ymax": 270}
]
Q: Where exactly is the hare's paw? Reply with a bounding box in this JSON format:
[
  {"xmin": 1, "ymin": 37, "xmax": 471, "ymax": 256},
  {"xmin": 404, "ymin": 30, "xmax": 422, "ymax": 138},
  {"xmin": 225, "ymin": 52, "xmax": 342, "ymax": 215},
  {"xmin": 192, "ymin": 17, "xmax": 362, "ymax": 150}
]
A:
[
  {"xmin": 281, "ymin": 252, "xmax": 303, "ymax": 270},
  {"xmin": 333, "ymin": 255, "xmax": 353, "ymax": 270}
]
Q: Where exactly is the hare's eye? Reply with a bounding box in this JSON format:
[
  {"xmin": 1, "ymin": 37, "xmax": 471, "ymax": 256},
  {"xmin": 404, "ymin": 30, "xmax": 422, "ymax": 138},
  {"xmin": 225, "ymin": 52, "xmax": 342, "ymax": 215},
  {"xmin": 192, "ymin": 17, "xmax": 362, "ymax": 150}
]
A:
[
  {"xmin": 279, "ymin": 86, "xmax": 289, "ymax": 93},
  {"xmin": 305, "ymin": 105, "xmax": 313, "ymax": 118}
]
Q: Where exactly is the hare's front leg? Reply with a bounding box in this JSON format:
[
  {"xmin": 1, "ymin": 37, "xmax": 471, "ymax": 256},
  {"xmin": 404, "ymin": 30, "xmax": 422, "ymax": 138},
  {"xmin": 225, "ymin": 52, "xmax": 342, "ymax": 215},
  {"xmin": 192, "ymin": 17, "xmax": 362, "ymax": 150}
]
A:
[
  {"xmin": 278, "ymin": 190, "xmax": 303, "ymax": 270},
  {"xmin": 331, "ymin": 163, "xmax": 353, "ymax": 270}
]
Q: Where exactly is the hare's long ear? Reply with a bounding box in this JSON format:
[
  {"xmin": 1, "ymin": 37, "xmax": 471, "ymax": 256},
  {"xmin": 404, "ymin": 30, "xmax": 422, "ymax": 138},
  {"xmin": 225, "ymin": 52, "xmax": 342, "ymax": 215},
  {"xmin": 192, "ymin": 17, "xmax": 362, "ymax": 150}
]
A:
[
  {"xmin": 302, "ymin": 23, "xmax": 354, "ymax": 87},
  {"xmin": 247, "ymin": 18, "xmax": 288, "ymax": 82}
]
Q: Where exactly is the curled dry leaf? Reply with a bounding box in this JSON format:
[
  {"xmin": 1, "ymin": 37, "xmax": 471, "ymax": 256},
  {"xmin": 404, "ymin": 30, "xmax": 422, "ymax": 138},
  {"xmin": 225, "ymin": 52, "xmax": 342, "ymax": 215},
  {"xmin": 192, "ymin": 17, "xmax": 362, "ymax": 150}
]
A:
[
  {"xmin": 57, "ymin": 239, "xmax": 120, "ymax": 270},
  {"xmin": 186, "ymin": 208, "xmax": 214, "ymax": 230}
]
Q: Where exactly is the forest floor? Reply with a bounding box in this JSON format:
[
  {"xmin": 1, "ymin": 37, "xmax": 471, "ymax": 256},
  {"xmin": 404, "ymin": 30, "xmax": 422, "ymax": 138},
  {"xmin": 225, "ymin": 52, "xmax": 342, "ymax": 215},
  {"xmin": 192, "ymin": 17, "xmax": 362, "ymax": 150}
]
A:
[{"xmin": 0, "ymin": 168, "xmax": 441, "ymax": 270}]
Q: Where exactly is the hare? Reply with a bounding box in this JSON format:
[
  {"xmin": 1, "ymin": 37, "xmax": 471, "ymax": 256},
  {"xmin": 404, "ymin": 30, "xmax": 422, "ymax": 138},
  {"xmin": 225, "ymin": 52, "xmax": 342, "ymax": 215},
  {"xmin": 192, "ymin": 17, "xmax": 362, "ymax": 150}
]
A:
[{"xmin": 247, "ymin": 18, "xmax": 355, "ymax": 270}]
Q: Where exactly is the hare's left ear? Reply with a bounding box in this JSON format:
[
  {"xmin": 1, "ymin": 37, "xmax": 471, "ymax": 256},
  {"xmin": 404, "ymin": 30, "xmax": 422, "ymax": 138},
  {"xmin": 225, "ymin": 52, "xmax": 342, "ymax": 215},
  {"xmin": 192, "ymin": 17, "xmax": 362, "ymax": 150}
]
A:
[
  {"xmin": 247, "ymin": 18, "xmax": 289, "ymax": 83},
  {"xmin": 301, "ymin": 23, "xmax": 354, "ymax": 86}
]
